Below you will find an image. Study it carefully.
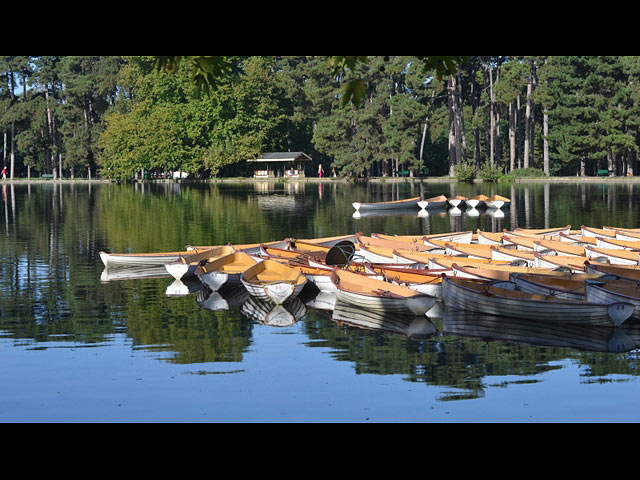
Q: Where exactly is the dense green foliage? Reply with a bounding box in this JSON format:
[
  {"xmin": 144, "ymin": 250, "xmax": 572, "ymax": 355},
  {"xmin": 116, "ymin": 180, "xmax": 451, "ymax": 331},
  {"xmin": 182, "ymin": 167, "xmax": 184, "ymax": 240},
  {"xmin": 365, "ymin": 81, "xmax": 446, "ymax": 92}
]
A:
[{"xmin": 4, "ymin": 56, "xmax": 640, "ymax": 180}]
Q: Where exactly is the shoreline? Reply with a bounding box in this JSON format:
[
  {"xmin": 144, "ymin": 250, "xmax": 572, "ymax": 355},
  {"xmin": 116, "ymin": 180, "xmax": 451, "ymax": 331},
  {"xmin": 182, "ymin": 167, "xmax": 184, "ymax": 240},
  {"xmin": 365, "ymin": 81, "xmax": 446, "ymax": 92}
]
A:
[{"xmin": 2, "ymin": 176, "xmax": 640, "ymax": 185}]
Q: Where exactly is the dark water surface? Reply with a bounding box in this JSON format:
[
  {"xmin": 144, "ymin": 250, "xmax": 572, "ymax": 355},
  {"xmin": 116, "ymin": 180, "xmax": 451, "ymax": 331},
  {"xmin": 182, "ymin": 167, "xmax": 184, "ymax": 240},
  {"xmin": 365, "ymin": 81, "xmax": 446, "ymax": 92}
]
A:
[{"xmin": 1, "ymin": 180, "xmax": 639, "ymax": 423}]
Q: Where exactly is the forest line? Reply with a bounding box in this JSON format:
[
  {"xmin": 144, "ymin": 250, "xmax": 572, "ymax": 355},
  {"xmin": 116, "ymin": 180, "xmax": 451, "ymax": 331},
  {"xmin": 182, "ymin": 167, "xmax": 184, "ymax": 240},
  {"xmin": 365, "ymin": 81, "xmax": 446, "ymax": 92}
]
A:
[{"xmin": 1, "ymin": 56, "xmax": 638, "ymax": 181}]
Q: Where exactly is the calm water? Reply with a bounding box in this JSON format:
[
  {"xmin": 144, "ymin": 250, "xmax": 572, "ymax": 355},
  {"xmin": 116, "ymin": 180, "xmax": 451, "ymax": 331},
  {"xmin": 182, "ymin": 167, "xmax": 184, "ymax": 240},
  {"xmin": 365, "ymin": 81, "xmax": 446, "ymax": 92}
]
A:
[{"xmin": 1, "ymin": 180, "xmax": 639, "ymax": 423}]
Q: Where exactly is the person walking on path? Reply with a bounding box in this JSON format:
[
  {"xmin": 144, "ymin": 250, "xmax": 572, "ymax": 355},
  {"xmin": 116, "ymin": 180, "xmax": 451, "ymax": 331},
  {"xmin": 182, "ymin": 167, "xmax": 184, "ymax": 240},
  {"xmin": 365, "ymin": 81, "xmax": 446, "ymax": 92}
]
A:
[
  {"xmin": 318, "ymin": 164, "xmax": 324, "ymax": 179},
  {"xmin": 1, "ymin": 166, "xmax": 6, "ymax": 181}
]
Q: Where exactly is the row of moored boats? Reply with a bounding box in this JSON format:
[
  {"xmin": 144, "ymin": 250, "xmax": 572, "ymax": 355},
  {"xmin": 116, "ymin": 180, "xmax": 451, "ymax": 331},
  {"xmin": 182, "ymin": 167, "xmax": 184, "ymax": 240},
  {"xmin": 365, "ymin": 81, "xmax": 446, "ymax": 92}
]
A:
[
  {"xmin": 100, "ymin": 224, "xmax": 640, "ymax": 329},
  {"xmin": 353, "ymin": 194, "xmax": 511, "ymax": 213}
]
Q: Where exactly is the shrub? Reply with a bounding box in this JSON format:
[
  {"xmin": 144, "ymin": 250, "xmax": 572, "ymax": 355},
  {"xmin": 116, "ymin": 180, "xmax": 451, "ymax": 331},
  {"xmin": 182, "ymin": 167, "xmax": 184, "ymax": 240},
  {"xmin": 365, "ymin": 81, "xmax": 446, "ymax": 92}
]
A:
[
  {"xmin": 479, "ymin": 163, "xmax": 502, "ymax": 183},
  {"xmin": 454, "ymin": 163, "xmax": 476, "ymax": 183}
]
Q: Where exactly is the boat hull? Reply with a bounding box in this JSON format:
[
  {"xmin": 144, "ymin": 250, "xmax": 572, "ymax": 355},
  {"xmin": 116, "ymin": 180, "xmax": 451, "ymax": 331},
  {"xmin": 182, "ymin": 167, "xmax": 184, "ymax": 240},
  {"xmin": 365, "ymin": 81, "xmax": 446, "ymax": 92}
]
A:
[
  {"xmin": 335, "ymin": 288, "xmax": 436, "ymax": 316},
  {"xmin": 441, "ymin": 277, "xmax": 633, "ymax": 327},
  {"xmin": 585, "ymin": 282, "xmax": 640, "ymax": 319},
  {"xmin": 100, "ymin": 251, "xmax": 183, "ymax": 268},
  {"xmin": 242, "ymin": 279, "xmax": 307, "ymax": 305},
  {"xmin": 353, "ymin": 197, "xmax": 421, "ymax": 212}
]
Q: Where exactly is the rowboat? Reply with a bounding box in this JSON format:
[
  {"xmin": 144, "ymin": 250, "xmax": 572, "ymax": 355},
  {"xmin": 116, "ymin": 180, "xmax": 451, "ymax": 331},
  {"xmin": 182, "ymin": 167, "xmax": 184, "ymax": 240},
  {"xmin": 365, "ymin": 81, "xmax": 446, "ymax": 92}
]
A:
[
  {"xmin": 445, "ymin": 243, "xmax": 493, "ymax": 259},
  {"xmin": 450, "ymin": 263, "xmax": 555, "ymax": 282},
  {"xmin": 428, "ymin": 257, "xmax": 511, "ymax": 272},
  {"xmin": 584, "ymin": 262, "xmax": 640, "ymax": 280},
  {"xmin": 186, "ymin": 240, "xmax": 290, "ymax": 254},
  {"xmin": 485, "ymin": 195, "xmax": 511, "ymax": 209},
  {"xmin": 373, "ymin": 231, "xmax": 473, "ymax": 245},
  {"xmin": 581, "ymin": 226, "xmax": 617, "ymax": 239},
  {"xmin": 447, "ymin": 196, "xmax": 468, "ymax": 208},
  {"xmin": 477, "ymin": 230, "xmax": 503, "ymax": 246},
  {"xmin": 371, "ymin": 265, "xmax": 444, "ymax": 299},
  {"xmin": 441, "ymin": 276, "xmax": 634, "ymax": 327},
  {"xmin": 165, "ymin": 246, "xmax": 237, "ymax": 281},
  {"xmin": 331, "ymin": 268, "xmax": 436, "ymax": 316},
  {"xmin": 100, "ymin": 249, "xmax": 196, "ymax": 269},
  {"xmin": 511, "ymin": 273, "xmax": 588, "ymax": 301},
  {"xmin": 417, "ymin": 195, "xmax": 448, "ymax": 210},
  {"xmin": 596, "ymin": 237, "xmax": 640, "ymax": 251},
  {"xmin": 533, "ymin": 253, "xmax": 588, "ymax": 272},
  {"xmin": 585, "ymin": 281, "xmax": 640, "ymax": 319},
  {"xmin": 357, "ymin": 233, "xmax": 431, "ymax": 253},
  {"xmin": 533, "ymin": 240, "xmax": 585, "ymax": 257},
  {"xmin": 585, "ymin": 246, "xmax": 639, "ymax": 266},
  {"xmin": 241, "ymin": 259, "xmax": 308, "ymax": 305},
  {"xmin": 558, "ymin": 233, "xmax": 597, "ymax": 245},
  {"xmin": 616, "ymin": 230, "xmax": 640, "ymax": 242},
  {"xmin": 295, "ymin": 234, "xmax": 359, "ymax": 246},
  {"xmin": 490, "ymin": 246, "xmax": 535, "ymax": 266},
  {"xmin": 352, "ymin": 196, "xmax": 422, "ymax": 212},
  {"xmin": 604, "ymin": 226, "xmax": 640, "ymax": 234},
  {"xmin": 467, "ymin": 195, "xmax": 489, "ymax": 208},
  {"xmin": 513, "ymin": 225, "xmax": 571, "ymax": 237},
  {"xmin": 196, "ymin": 252, "xmax": 258, "ymax": 291},
  {"xmin": 502, "ymin": 235, "xmax": 537, "ymax": 251}
]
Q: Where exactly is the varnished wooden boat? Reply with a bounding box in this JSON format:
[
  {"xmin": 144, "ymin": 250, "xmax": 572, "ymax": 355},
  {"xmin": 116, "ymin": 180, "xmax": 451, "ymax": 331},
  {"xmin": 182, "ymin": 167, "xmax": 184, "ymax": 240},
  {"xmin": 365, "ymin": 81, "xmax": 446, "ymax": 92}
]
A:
[
  {"xmin": 585, "ymin": 280, "xmax": 640, "ymax": 319},
  {"xmin": 584, "ymin": 262, "xmax": 640, "ymax": 280},
  {"xmin": 373, "ymin": 231, "xmax": 473, "ymax": 245},
  {"xmin": 596, "ymin": 237, "xmax": 640, "ymax": 251},
  {"xmin": 417, "ymin": 195, "xmax": 448, "ymax": 210},
  {"xmin": 331, "ymin": 268, "xmax": 436, "ymax": 316},
  {"xmin": 357, "ymin": 233, "xmax": 431, "ymax": 253},
  {"xmin": 477, "ymin": 230, "xmax": 504, "ymax": 246},
  {"xmin": 513, "ymin": 225, "xmax": 571, "ymax": 237},
  {"xmin": 581, "ymin": 225, "xmax": 617, "ymax": 239},
  {"xmin": 196, "ymin": 252, "xmax": 258, "ymax": 291},
  {"xmin": 615, "ymin": 230, "xmax": 640, "ymax": 242},
  {"xmin": 241, "ymin": 259, "xmax": 308, "ymax": 305},
  {"xmin": 165, "ymin": 246, "xmax": 237, "ymax": 281},
  {"xmin": 533, "ymin": 253, "xmax": 588, "ymax": 272},
  {"xmin": 502, "ymin": 235, "xmax": 537, "ymax": 251},
  {"xmin": 511, "ymin": 273, "xmax": 589, "ymax": 301},
  {"xmin": 426, "ymin": 256, "xmax": 511, "ymax": 272},
  {"xmin": 558, "ymin": 232, "xmax": 597, "ymax": 245},
  {"xmin": 371, "ymin": 265, "xmax": 444, "ymax": 299},
  {"xmin": 490, "ymin": 246, "xmax": 535, "ymax": 266},
  {"xmin": 353, "ymin": 196, "xmax": 422, "ymax": 212},
  {"xmin": 533, "ymin": 240, "xmax": 585, "ymax": 257},
  {"xmin": 100, "ymin": 249, "xmax": 202, "ymax": 269},
  {"xmin": 467, "ymin": 195, "xmax": 489, "ymax": 208},
  {"xmin": 447, "ymin": 196, "xmax": 468, "ymax": 208},
  {"xmin": 451, "ymin": 263, "xmax": 555, "ymax": 282},
  {"xmin": 445, "ymin": 242, "xmax": 493, "ymax": 259},
  {"xmin": 485, "ymin": 195, "xmax": 511, "ymax": 209},
  {"xmin": 441, "ymin": 276, "xmax": 634, "ymax": 327},
  {"xmin": 585, "ymin": 246, "xmax": 639, "ymax": 266}
]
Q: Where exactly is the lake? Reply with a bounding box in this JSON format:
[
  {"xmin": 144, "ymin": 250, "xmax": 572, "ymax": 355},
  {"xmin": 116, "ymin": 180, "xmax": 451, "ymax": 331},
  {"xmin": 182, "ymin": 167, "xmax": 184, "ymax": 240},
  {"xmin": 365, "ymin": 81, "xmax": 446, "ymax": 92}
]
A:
[{"xmin": 1, "ymin": 180, "xmax": 639, "ymax": 423}]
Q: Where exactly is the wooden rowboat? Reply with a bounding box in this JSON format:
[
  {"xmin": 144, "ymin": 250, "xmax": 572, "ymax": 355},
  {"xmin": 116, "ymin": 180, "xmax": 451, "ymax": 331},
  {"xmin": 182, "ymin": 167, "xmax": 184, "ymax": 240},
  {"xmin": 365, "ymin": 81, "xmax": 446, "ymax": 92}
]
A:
[
  {"xmin": 616, "ymin": 230, "xmax": 640, "ymax": 242},
  {"xmin": 585, "ymin": 280, "xmax": 640, "ymax": 319},
  {"xmin": 352, "ymin": 196, "xmax": 422, "ymax": 212},
  {"xmin": 196, "ymin": 252, "xmax": 258, "ymax": 291},
  {"xmin": 490, "ymin": 246, "xmax": 535, "ymax": 266},
  {"xmin": 441, "ymin": 276, "xmax": 634, "ymax": 327},
  {"xmin": 165, "ymin": 246, "xmax": 236, "ymax": 281},
  {"xmin": 595, "ymin": 237, "xmax": 640, "ymax": 251},
  {"xmin": 331, "ymin": 268, "xmax": 436, "ymax": 316},
  {"xmin": 513, "ymin": 225, "xmax": 571, "ymax": 237},
  {"xmin": 357, "ymin": 233, "xmax": 432, "ymax": 253},
  {"xmin": 100, "ymin": 248, "xmax": 214, "ymax": 269},
  {"xmin": 584, "ymin": 262, "xmax": 640, "ymax": 280},
  {"xmin": 417, "ymin": 195, "xmax": 448, "ymax": 210},
  {"xmin": 510, "ymin": 273, "xmax": 589, "ymax": 301},
  {"xmin": 585, "ymin": 246, "xmax": 639, "ymax": 266},
  {"xmin": 467, "ymin": 195, "xmax": 489, "ymax": 208},
  {"xmin": 447, "ymin": 196, "xmax": 468, "ymax": 208},
  {"xmin": 373, "ymin": 231, "xmax": 473, "ymax": 245},
  {"xmin": 533, "ymin": 240, "xmax": 585, "ymax": 257},
  {"xmin": 581, "ymin": 226, "xmax": 617, "ymax": 239},
  {"xmin": 371, "ymin": 265, "xmax": 444, "ymax": 299},
  {"xmin": 485, "ymin": 195, "xmax": 511, "ymax": 209},
  {"xmin": 450, "ymin": 263, "xmax": 555, "ymax": 282},
  {"xmin": 477, "ymin": 230, "xmax": 504, "ymax": 246},
  {"xmin": 241, "ymin": 259, "xmax": 308, "ymax": 305},
  {"xmin": 533, "ymin": 253, "xmax": 588, "ymax": 272}
]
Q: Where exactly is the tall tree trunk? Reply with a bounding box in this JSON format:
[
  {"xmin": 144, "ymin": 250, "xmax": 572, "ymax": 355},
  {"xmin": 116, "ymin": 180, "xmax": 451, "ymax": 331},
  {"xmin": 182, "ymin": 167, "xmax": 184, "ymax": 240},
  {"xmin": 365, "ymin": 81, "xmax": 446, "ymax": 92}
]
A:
[
  {"xmin": 448, "ymin": 77, "xmax": 457, "ymax": 175},
  {"xmin": 509, "ymin": 100, "xmax": 517, "ymax": 172},
  {"xmin": 488, "ymin": 66, "xmax": 496, "ymax": 167},
  {"xmin": 524, "ymin": 73, "xmax": 533, "ymax": 169},
  {"xmin": 543, "ymin": 109, "xmax": 550, "ymax": 176},
  {"xmin": 471, "ymin": 64, "xmax": 481, "ymax": 170}
]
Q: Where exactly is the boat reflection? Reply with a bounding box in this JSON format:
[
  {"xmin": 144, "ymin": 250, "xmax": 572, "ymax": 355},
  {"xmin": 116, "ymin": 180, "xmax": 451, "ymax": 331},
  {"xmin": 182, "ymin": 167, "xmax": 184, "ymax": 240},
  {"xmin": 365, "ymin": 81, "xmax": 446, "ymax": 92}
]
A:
[
  {"xmin": 331, "ymin": 300, "xmax": 437, "ymax": 340},
  {"xmin": 442, "ymin": 309, "xmax": 638, "ymax": 353},
  {"xmin": 241, "ymin": 296, "xmax": 307, "ymax": 327},
  {"xmin": 166, "ymin": 278, "xmax": 206, "ymax": 297},
  {"xmin": 101, "ymin": 266, "xmax": 172, "ymax": 283},
  {"xmin": 196, "ymin": 286, "xmax": 250, "ymax": 311}
]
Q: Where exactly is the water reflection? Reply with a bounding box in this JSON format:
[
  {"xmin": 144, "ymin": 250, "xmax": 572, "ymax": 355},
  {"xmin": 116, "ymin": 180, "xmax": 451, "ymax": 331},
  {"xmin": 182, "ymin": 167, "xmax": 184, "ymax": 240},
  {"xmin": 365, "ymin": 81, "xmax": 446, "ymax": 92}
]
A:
[{"xmin": 1, "ymin": 181, "xmax": 640, "ymax": 396}]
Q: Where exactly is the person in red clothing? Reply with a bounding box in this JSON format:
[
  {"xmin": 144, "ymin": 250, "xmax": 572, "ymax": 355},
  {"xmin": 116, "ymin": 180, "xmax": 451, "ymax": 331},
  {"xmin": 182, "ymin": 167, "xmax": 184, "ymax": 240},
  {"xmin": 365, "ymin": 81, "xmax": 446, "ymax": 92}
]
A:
[
  {"xmin": 1, "ymin": 166, "xmax": 6, "ymax": 180},
  {"xmin": 318, "ymin": 164, "xmax": 324, "ymax": 178}
]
